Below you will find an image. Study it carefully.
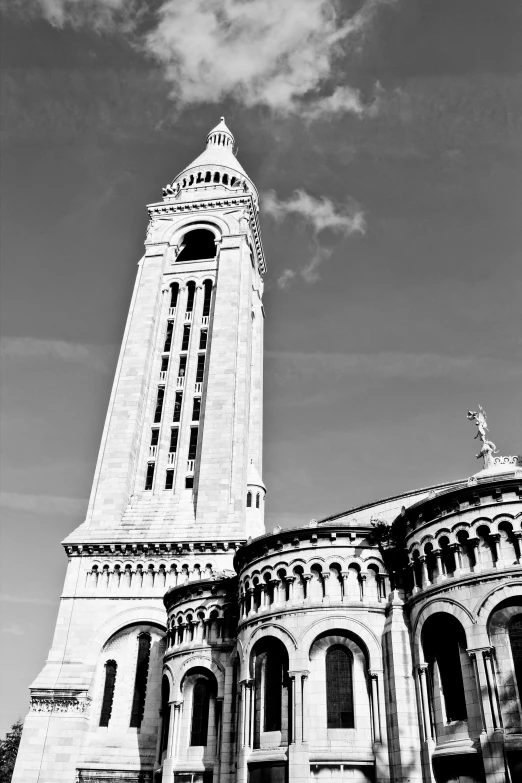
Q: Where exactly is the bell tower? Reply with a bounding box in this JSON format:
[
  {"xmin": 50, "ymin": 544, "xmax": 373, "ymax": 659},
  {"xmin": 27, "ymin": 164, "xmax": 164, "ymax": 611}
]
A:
[
  {"xmin": 67, "ymin": 117, "xmax": 266, "ymax": 548},
  {"xmin": 12, "ymin": 119, "xmax": 266, "ymax": 783}
]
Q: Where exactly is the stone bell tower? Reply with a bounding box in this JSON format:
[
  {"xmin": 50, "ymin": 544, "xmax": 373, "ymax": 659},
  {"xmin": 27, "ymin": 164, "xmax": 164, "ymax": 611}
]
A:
[
  {"xmin": 12, "ymin": 119, "xmax": 266, "ymax": 783},
  {"xmin": 69, "ymin": 116, "xmax": 266, "ymax": 548}
]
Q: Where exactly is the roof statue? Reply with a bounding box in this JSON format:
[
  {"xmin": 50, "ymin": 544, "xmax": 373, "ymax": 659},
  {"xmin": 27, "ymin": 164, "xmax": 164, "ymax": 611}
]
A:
[{"xmin": 467, "ymin": 405, "xmax": 498, "ymax": 468}]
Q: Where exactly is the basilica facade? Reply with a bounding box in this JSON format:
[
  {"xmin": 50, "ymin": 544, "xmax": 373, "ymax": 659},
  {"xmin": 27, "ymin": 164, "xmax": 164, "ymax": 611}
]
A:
[{"xmin": 12, "ymin": 120, "xmax": 522, "ymax": 783}]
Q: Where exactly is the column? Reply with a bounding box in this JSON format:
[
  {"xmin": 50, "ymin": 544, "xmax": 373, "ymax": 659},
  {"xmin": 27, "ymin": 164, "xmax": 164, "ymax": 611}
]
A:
[
  {"xmin": 302, "ymin": 574, "xmax": 311, "ymax": 600},
  {"xmin": 468, "ymin": 537, "xmax": 481, "ymax": 571},
  {"xmin": 417, "ymin": 664, "xmax": 433, "ymax": 742},
  {"xmin": 433, "ymin": 549, "xmax": 445, "ymax": 582},
  {"xmin": 369, "ymin": 672, "xmax": 382, "ymax": 743},
  {"xmin": 247, "ymin": 587, "xmax": 255, "ymax": 616},
  {"xmin": 340, "ymin": 571, "xmax": 349, "ymax": 600},
  {"xmin": 359, "ymin": 573, "xmax": 366, "ymax": 602},
  {"xmin": 270, "ymin": 579, "xmax": 281, "ymax": 606},
  {"xmin": 301, "ymin": 673, "xmax": 309, "ymax": 743},
  {"xmin": 322, "ymin": 571, "xmax": 330, "ymax": 599},
  {"xmin": 288, "ymin": 671, "xmax": 310, "ymax": 783},
  {"xmin": 451, "ymin": 542, "xmax": 463, "ymax": 576},
  {"xmin": 490, "ymin": 534, "xmax": 504, "ymax": 569},
  {"xmin": 241, "ymin": 680, "xmax": 253, "ymax": 748},
  {"xmin": 286, "ymin": 576, "xmax": 295, "ymax": 602},
  {"xmin": 467, "ymin": 648, "xmax": 505, "ymax": 783},
  {"xmin": 289, "ymin": 673, "xmax": 298, "ymax": 744},
  {"xmin": 483, "ymin": 649, "xmax": 502, "ymax": 730},
  {"xmin": 259, "ymin": 583, "xmax": 268, "ymax": 609},
  {"xmin": 420, "ymin": 556, "xmax": 429, "ymax": 589}
]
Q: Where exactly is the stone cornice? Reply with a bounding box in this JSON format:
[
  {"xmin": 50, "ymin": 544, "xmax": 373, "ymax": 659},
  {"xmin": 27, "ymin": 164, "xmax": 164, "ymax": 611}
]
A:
[
  {"xmin": 147, "ymin": 193, "xmax": 266, "ymax": 276},
  {"xmin": 63, "ymin": 540, "xmax": 245, "ymax": 557},
  {"xmin": 398, "ymin": 479, "xmax": 522, "ymax": 535},
  {"xmin": 233, "ymin": 524, "xmax": 377, "ymax": 572}
]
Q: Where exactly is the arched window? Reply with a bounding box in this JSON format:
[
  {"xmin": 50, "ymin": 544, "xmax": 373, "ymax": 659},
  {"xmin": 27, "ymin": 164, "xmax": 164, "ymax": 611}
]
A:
[
  {"xmin": 177, "ymin": 229, "xmax": 216, "ymax": 262},
  {"xmin": 326, "ymin": 645, "xmax": 354, "ymax": 728},
  {"xmin": 264, "ymin": 650, "xmax": 283, "ymax": 731},
  {"xmin": 247, "ymin": 492, "xmax": 252, "ymax": 507},
  {"xmin": 99, "ymin": 660, "xmax": 117, "ymax": 727},
  {"xmin": 422, "ymin": 614, "xmax": 467, "ymax": 722},
  {"xmin": 130, "ymin": 633, "xmax": 151, "ymax": 728},
  {"xmin": 202, "ymin": 280, "xmax": 213, "ymax": 318},
  {"xmin": 170, "ymin": 283, "xmax": 179, "ymax": 310},
  {"xmin": 159, "ymin": 675, "xmax": 171, "ymax": 757},
  {"xmin": 509, "ymin": 615, "xmax": 522, "ymax": 697},
  {"xmin": 186, "ymin": 281, "xmax": 196, "ymax": 313},
  {"xmin": 191, "ymin": 678, "xmax": 210, "ymax": 745}
]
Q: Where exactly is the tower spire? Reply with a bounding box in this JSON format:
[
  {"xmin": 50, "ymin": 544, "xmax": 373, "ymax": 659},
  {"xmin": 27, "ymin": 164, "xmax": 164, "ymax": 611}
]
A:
[{"xmin": 206, "ymin": 116, "xmax": 234, "ymax": 150}]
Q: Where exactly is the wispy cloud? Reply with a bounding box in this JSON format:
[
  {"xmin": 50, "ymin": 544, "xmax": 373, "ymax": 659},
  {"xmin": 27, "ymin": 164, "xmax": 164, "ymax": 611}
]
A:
[
  {"xmin": 0, "ymin": 337, "xmax": 116, "ymax": 372},
  {"xmin": 266, "ymin": 350, "xmax": 522, "ymax": 383},
  {"xmin": 9, "ymin": 0, "xmax": 393, "ymax": 116},
  {"xmin": 0, "ymin": 491, "xmax": 87, "ymax": 516},
  {"xmin": 264, "ymin": 189, "xmax": 366, "ymax": 285}
]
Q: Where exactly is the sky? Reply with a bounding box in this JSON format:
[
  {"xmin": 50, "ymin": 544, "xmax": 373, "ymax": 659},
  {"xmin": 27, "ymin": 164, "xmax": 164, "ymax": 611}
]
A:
[{"xmin": 0, "ymin": 0, "xmax": 521, "ymax": 735}]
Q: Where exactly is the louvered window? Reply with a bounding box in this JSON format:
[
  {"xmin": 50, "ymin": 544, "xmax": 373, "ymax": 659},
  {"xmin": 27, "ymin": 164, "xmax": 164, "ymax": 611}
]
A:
[
  {"xmin": 154, "ymin": 387, "xmax": 165, "ymax": 423},
  {"xmin": 164, "ymin": 321, "xmax": 174, "ymax": 352},
  {"xmin": 130, "ymin": 633, "xmax": 151, "ymax": 728},
  {"xmin": 202, "ymin": 280, "xmax": 212, "ymax": 316},
  {"xmin": 99, "ymin": 660, "xmax": 117, "ymax": 727},
  {"xmin": 191, "ymin": 678, "xmax": 210, "ymax": 745},
  {"xmin": 326, "ymin": 646, "xmax": 354, "ymax": 729},
  {"xmin": 509, "ymin": 615, "xmax": 522, "ymax": 697},
  {"xmin": 196, "ymin": 355, "xmax": 205, "ymax": 383}
]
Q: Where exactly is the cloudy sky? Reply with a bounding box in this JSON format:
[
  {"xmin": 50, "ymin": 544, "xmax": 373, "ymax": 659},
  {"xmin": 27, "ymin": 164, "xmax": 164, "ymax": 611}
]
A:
[{"xmin": 1, "ymin": 0, "xmax": 521, "ymax": 733}]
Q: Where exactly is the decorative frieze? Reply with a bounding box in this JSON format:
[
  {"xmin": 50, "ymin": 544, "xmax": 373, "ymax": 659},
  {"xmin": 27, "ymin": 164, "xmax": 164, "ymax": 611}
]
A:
[{"xmin": 30, "ymin": 697, "xmax": 89, "ymax": 715}]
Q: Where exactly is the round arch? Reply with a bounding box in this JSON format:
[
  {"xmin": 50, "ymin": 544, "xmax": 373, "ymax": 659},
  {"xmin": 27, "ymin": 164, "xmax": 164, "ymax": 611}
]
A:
[
  {"xmin": 474, "ymin": 581, "xmax": 522, "ymax": 622},
  {"xmin": 240, "ymin": 624, "xmax": 297, "ymax": 679},
  {"xmin": 412, "ymin": 598, "xmax": 475, "ymax": 661},
  {"xmin": 298, "ymin": 615, "xmax": 383, "ymax": 671},
  {"xmin": 166, "ymin": 655, "xmax": 225, "ymax": 700},
  {"xmin": 161, "ymin": 217, "xmax": 228, "ymax": 247},
  {"xmin": 85, "ymin": 605, "xmax": 166, "ymax": 666}
]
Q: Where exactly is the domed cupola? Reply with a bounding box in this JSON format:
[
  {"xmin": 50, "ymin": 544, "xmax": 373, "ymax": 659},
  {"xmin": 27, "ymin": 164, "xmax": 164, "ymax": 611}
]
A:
[{"xmin": 162, "ymin": 117, "xmax": 258, "ymax": 205}]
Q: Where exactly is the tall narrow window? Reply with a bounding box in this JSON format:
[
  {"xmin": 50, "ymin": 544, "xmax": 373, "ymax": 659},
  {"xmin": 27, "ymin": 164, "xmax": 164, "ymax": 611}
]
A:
[
  {"xmin": 196, "ymin": 355, "xmax": 205, "ymax": 384},
  {"xmin": 164, "ymin": 321, "xmax": 174, "ymax": 352},
  {"xmin": 181, "ymin": 325, "xmax": 191, "ymax": 351},
  {"xmin": 186, "ymin": 281, "xmax": 196, "ymax": 313},
  {"xmin": 509, "ymin": 616, "xmax": 522, "ymax": 698},
  {"xmin": 161, "ymin": 356, "xmax": 169, "ymax": 373},
  {"xmin": 191, "ymin": 679, "xmax": 210, "ymax": 745},
  {"xmin": 192, "ymin": 398, "xmax": 201, "ymax": 421},
  {"xmin": 145, "ymin": 463, "xmax": 155, "ymax": 490},
  {"xmin": 422, "ymin": 614, "xmax": 467, "ymax": 722},
  {"xmin": 256, "ymin": 493, "xmax": 260, "ymax": 509},
  {"xmin": 173, "ymin": 392, "xmax": 183, "ymax": 422},
  {"xmin": 169, "ymin": 428, "xmax": 179, "ymax": 453},
  {"xmin": 199, "ymin": 329, "xmax": 208, "ymax": 350},
  {"xmin": 185, "ymin": 476, "xmax": 194, "ymax": 489},
  {"xmin": 188, "ymin": 428, "xmax": 199, "ymax": 460},
  {"xmin": 247, "ymin": 492, "xmax": 252, "ymax": 508},
  {"xmin": 178, "ymin": 355, "xmax": 187, "ymax": 378},
  {"xmin": 130, "ymin": 633, "xmax": 151, "ymax": 728},
  {"xmin": 99, "ymin": 660, "xmax": 117, "ymax": 727},
  {"xmin": 170, "ymin": 283, "xmax": 179, "ymax": 309},
  {"xmin": 202, "ymin": 280, "xmax": 212, "ymax": 317},
  {"xmin": 150, "ymin": 429, "xmax": 159, "ymax": 447},
  {"xmin": 265, "ymin": 652, "xmax": 283, "ymax": 731},
  {"xmin": 165, "ymin": 469, "xmax": 174, "ymax": 490},
  {"xmin": 154, "ymin": 387, "xmax": 165, "ymax": 423},
  {"xmin": 160, "ymin": 675, "xmax": 171, "ymax": 757},
  {"xmin": 326, "ymin": 646, "xmax": 354, "ymax": 729}
]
